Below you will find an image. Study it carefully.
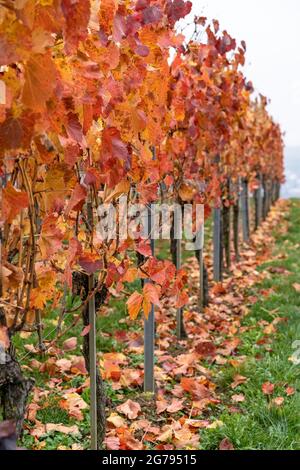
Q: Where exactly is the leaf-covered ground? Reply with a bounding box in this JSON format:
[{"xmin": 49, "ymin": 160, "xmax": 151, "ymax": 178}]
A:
[{"xmin": 15, "ymin": 199, "xmax": 300, "ymax": 450}]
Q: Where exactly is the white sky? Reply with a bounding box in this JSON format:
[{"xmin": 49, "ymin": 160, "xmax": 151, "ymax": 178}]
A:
[{"xmin": 185, "ymin": 0, "xmax": 300, "ymax": 147}]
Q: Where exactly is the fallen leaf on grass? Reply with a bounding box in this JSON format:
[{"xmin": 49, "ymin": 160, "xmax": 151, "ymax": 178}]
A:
[
  {"xmin": 194, "ymin": 341, "xmax": 217, "ymax": 357},
  {"xmin": 264, "ymin": 323, "xmax": 277, "ymax": 335},
  {"xmin": 118, "ymin": 429, "xmax": 144, "ymax": 450},
  {"xmin": 56, "ymin": 358, "xmax": 72, "ymax": 373},
  {"xmin": 231, "ymin": 375, "xmax": 248, "ymax": 389},
  {"xmin": 70, "ymin": 356, "xmax": 87, "ymax": 375},
  {"xmin": 107, "ymin": 413, "xmax": 126, "ymax": 428},
  {"xmin": 180, "ymin": 377, "xmax": 211, "ymax": 399},
  {"xmin": 59, "ymin": 392, "xmax": 88, "ymax": 421},
  {"xmin": 186, "ymin": 419, "xmax": 210, "ymax": 429},
  {"xmin": 157, "ymin": 426, "xmax": 173, "ymax": 442},
  {"xmin": 45, "ymin": 423, "xmax": 80, "ymax": 435},
  {"xmin": 211, "ymin": 283, "xmax": 226, "ymax": 295},
  {"xmin": 285, "ymin": 386, "xmax": 295, "ymax": 396},
  {"xmin": 271, "ymin": 397, "xmax": 284, "ymax": 407},
  {"xmin": 116, "ymin": 399, "xmax": 141, "ymax": 420},
  {"xmin": 231, "ymin": 394, "xmax": 245, "ymax": 403},
  {"xmin": 26, "ymin": 403, "xmax": 41, "ymax": 422},
  {"xmin": 105, "ymin": 435, "xmax": 120, "ymax": 450},
  {"xmin": 219, "ymin": 438, "xmax": 234, "ymax": 450},
  {"xmin": 156, "ymin": 399, "xmax": 168, "ymax": 414},
  {"xmin": 262, "ymin": 382, "xmax": 275, "ymax": 395},
  {"xmin": 292, "ymin": 283, "xmax": 300, "ymax": 293},
  {"xmin": 166, "ymin": 399, "xmax": 185, "ymax": 414},
  {"xmin": 62, "ymin": 337, "xmax": 77, "ymax": 351}
]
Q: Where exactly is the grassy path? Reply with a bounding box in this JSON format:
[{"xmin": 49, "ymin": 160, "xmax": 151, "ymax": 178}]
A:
[{"xmin": 200, "ymin": 200, "xmax": 300, "ymax": 450}]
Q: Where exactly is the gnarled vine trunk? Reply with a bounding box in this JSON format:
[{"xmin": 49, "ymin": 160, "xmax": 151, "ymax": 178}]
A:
[{"xmin": 0, "ymin": 353, "xmax": 34, "ymax": 439}]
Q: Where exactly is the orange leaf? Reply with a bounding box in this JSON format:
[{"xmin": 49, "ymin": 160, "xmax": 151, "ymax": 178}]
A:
[
  {"xmin": 2, "ymin": 182, "xmax": 28, "ymax": 223},
  {"xmin": 126, "ymin": 291, "xmax": 143, "ymax": 320},
  {"xmin": 142, "ymin": 283, "xmax": 161, "ymax": 318},
  {"xmin": 22, "ymin": 52, "xmax": 56, "ymax": 111}
]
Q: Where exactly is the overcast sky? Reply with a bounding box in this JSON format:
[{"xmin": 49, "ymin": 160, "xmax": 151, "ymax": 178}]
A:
[{"xmin": 186, "ymin": 0, "xmax": 300, "ymax": 148}]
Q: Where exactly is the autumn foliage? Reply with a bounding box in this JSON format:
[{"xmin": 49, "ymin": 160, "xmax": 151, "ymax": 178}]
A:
[{"xmin": 0, "ymin": 0, "xmax": 284, "ymax": 445}]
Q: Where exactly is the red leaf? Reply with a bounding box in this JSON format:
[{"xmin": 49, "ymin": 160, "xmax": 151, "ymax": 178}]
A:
[
  {"xmin": 81, "ymin": 325, "xmax": 91, "ymax": 337},
  {"xmin": 78, "ymin": 253, "xmax": 103, "ymax": 275},
  {"xmin": 65, "ymin": 183, "xmax": 87, "ymax": 216},
  {"xmin": 61, "ymin": 0, "xmax": 90, "ymax": 54},
  {"xmin": 166, "ymin": 0, "xmax": 192, "ymax": 26},
  {"xmin": 66, "ymin": 112, "xmax": 83, "ymax": 144},
  {"xmin": 136, "ymin": 239, "xmax": 152, "ymax": 257},
  {"xmin": 262, "ymin": 382, "xmax": 275, "ymax": 395},
  {"xmin": 195, "ymin": 341, "xmax": 217, "ymax": 358}
]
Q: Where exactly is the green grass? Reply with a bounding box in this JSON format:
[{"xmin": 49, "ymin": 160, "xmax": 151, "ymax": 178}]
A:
[{"xmin": 199, "ymin": 200, "xmax": 300, "ymax": 450}]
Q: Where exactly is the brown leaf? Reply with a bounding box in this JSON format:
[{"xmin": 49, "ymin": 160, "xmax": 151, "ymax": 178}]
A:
[
  {"xmin": 156, "ymin": 399, "xmax": 168, "ymax": 414},
  {"xmin": 231, "ymin": 375, "xmax": 248, "ymax": 389},
  {"xmin": 195, "ymin": 341, "xmax": 217, "ymax": 357},
  {"xmin": 116, "ymin": 399, "xmax": 141, "ymax": 420},
  {"xmin": 219, "ymin": 438, "xmax": 234, "ymax": 450},
  {"xmin": 45, "ymin": 423, "xmax": 80, "ymax": 435},
  {"xmin": 166, "ymin": 399, "xmax": 185, "ymax": 414}
]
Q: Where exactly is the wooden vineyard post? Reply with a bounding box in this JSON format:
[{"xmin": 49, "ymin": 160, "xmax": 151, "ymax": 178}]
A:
[
  {"xmin": 241, "ymin": 178, "xmax": 250, "ymax": 242},
  {"xmin": 144, "ymin": 208, "xmax": 155, "ymax": 393},
  {"xmin": 222, "ymin": 178, "xmax": 231, "ymax": 271},
  {"xmin": 0, "ymin": 175, "xmax": 4, "ymax": 328},
  {"xmin": 175, "ymin": 236, "xmax": 183, "ymax": 339},
  {"xmin": 233, "ymin": 178, "xmax": 241, "ymax": 261},
  {"xmin": 171, "ymin": 203, "xmax": 186, "ymax": 338},
  {"xmin": 254, "ymin": 173, "xmax": 263, "ymax": 230},
  {"xmin": 262, "ymin": 175, "xmax": 267, "ymax": 219},
  {"xmin": 213, "ymin": 207, "xmax": 222, "ymax": 282},
  {"xmin": 198, "ymin": 223, "xmax": 205, "ymax": 312},
  {"xmin": 87, "ymin": 199, "xmax": 98, "ymax": 450},
  {"xmin": 144, "ymin": 147, "xmax": 155, "ymax": 394}
]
